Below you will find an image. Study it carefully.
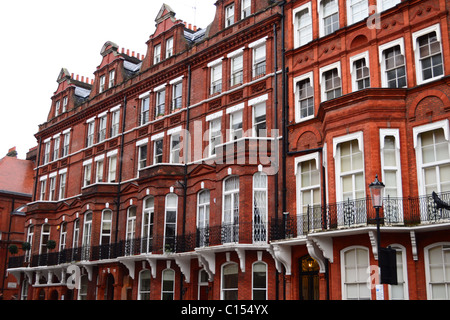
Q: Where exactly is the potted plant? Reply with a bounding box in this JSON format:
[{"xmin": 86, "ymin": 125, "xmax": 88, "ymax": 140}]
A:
[
  {"xmin": 21, "ymin": 242, "xmax": 31, "ymax": 252},
  {"xmin": 46, "ymin": 240, "xmax": 56, "ymax": 250},
  {"xmin": 8, "ymin": 244, "xmax": 18, "ymax": 255}
]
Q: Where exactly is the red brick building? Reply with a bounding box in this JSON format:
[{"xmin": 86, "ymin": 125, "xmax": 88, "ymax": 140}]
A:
[
  {"xmin": 6, "ymin": 0, "xmax": 450, "ymax": 301},
  {"xmin": 0, "ymin": 148, "xmax": 35, "ymax": 300}
]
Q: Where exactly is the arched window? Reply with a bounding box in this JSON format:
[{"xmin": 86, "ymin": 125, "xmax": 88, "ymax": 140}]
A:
[
  {"xmin": 82, "ymin": 212, "xmax": 92, "ymax": 260},
  {"xmin": 25, "ymin": 225, "xmax": 34, "ymax": 262},
  {"xmin": 253, "ymin": 172, "xmax": 267, "ymax": 243},
  {"xmin": 101, "ymin": 210, "xmax": 113, "ymax": 245},
  {"xmin": 142, "ymin": 196, "xmax": 155, "ymax": 254},
  {"xmin": 221, "ymin": 263, "xmax": 238, "ymax": 300},
  {"xmin": 425, "ymin": 243, "xmax": 450, "ymax": 300},
  {"xmin": 341, "ymin": 246, "xmax": 370, "ymax": 300},
  {"xmin": 162, "ymin": 269, "xmax": 175, "ymax": 300},
  {"xmin": 72, "ymin": 219, "xmax": 80, "ymax": 248},
  {"xmin": 40, "ymin": 223, "xmax": 50, "ymax": 254},
  {"xmin": 164, "ymin": 194, "xmax": 178, "ymax": 253},
  {"xmin": 138, "ymin": 269, "xmax": 151, "ymax": 300},
  {"xmin": 223, "ymin": 176, "xmax": 239, "ymax": 243},
  {"xmin": 387, "ymin": 245, "xmax": 409, "ymax": 300},
  {"xmin": 197, "ymin": 190, "xmax": 210, "ymax": 247},
  {"xmin": 126, "ymin": 206, "xmax": 137, "ymax": 255},
  {"xmin": 59, "ymin": 222, "xmax": 67, "ymax": 251},
  {"xmin": 252, "ymin": 262, "xmax": 267, "ymax": 300}
]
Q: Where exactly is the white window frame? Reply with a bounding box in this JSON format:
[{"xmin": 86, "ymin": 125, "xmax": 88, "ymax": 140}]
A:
[
  {"xmin": 377, "ymin": 0, "xmax": 400, "ymax": 13},
  {"xmin": 154, "ymin": 43, "xmax": 161, "ymax": 64},
  {"xmin": 100, "ymin": 209, "xmax": 113, "ymax": 245},
  {"xmin": 294, "ymin": 72, "xmax": 315, "ymax": 123},
  {"xmin": 295, "ymin": 152, "xmax": 321, "ymax": 235},
  {"xmin": 107, "ymin": 152, "xmax": 117, "ymax": 183},
  {"xmin": 43, "ymin": 140, "xmax": 51, "ymax": 164},
  {"xmin": 252, "ymin": 102, "xmax": 267, "ymax": 138},
  {"xmin": 164, "ymin": 193, "xmax": 178, "ymax": 253},
  {"xmin": 380, "ymin": 128, "xmax": 403, "ymax": 199},
  {"xmin": 350, "ymin": 51, "xmax": 370, "ymax": 92},
  {"xmin": 109, "ymin": 69, "xmax": 115, "ymax": 89},
  {"xmin": 59, "ymin": 222, "xmax": 67, "ymax": 251},
  {"xmin": 340, "ymin": 246, "xmax": 371, "ymax": 300},
  {"xmin": 153, "ymin": 138, "xmax": 164, "ymax": 165},
  {"xmin": 83, "ymin": 159, "xmax": 93, "ymax": 187},
  {"xmin": 62, "ymin": 96, "xmax": 68, "ymax": 113},
  {"xmin": 424, "ymin": 242, "xmax": 450, "ymax": 300},
  {"xmin": 62, "ymin": 131, "xmax": 70, "ymax": 157},
  {"xmin": 387, "ymin": 244, "xmax": 409, "ymax": 300},
  {"xmin": 95, "ymin": 155, "xmax": 104, "ymax": 183},
  {"xmin": 379, "ymin": 38, "xmax": 407, "ymax": 88},
  {"xmin": 39, "ymin": 223, "xmax": 50, "ymax": 254},
  {"xmin": 49, "ymin": 176, "xmax": 56, "ymax": 201},
  {"xmin": 99, "ymin": 75, "xmax": 106, "ymax": 93},
  {"xmin": 197, "ymin": 189, "xmax": 210, "ymax": 247},
  {"xmin": 161, "ymin": 268, "xmax": 175, "ymax": 300},
  {"xmin": 412, "ymin": 23, "xmax": 445, "ymax": 85},
  {"xmin": 319, "ymin": 61, "xmax": 342, "ymax": 102},
  {"xmin": 221, "ymin": 262, "xmax": 239, "ymax": 300},
  {"xmin": 39, "ymin": 176, "xmax": 47, "ymax": 201},
  {"xmin": 58, "ymin": 170, "xmax": 67, "ymax": 200},
  {"xmin": 252, "ymin": 261, "xmax": 268, "ymax": 300},
  {"xmin": 253, "ymin": 172, "xmax": 268, "ymax": 243},
  {"xmin": 222, "ymin": 176, "xmax": 240, "ymax": 243},
  {"xmin": 229, "ymin": 110, "xmax": 244, "ymax": 141},
  {"xmin": 293, "ymin": 2, "xmax": 313, "ymax": 48},
  {"xmin": 171, "ymin": 80, "xmax": 183, "ymax": 111},
  {"xmin": 53, "ymin": 136, "xmax": 60, "ymax": 161},
  {"xmin": 155, "ymin": 88, "xmax": 166, "ymax": 118},
  {"xmin": 225, "ymin": 3, "xmax": 235, "ymax": 27},
  {"xmin": 138, "ymin": 269, "xmax": 151, "ymax": 300},
  {"xmin": 250, "ymin": 38, "xmax": 267, "ymax": 78},
  {"xmin": 169, "ymin": 132, "xmax": 181, "ymax": 164},
  {"xmin": 98, "ymin": 113, "xmax": 107, "ymax": 143},
  {"xmin": 86, "ymin": 119, "xmax": 95, "ymax": 147},
  {"xmin": 413, "ymin": 119, "xmax": 450, "ymax": 197},
  {"xmin": 166, "ymin": 37, "xmax": 174, "ymax": 59},
  {"xmin": 141, "ymin": 196, "xmax": 155, "ymax": 254},
  {"xmin": 209, "ymin": 58, "xmax": 223, "ymax": 95},
  {"xmin": 318, "ymin": 0, "xmax": 339, "ymax": 37},
  {"xmin": 110, "ymin": 108, "xmax": 120, "ymax": 137},
  {"xmin": 208, "ymin": 114, "xmax": 222, "ymax": 157},
  {"xmin": 82, "ymin": 212, "xmax": 92, "ymax": 260},
  {"xmin": 333, "ymin": 131, "xmax": 365, "ymax": 203},
  {"xmin": 241, "ymin": 0, "xmax": 251, "ymax": 19},
  {"xmin": 140, "ymin": 93, "xmax": 151, "ymax": 126},
  {"xmin": 346, "ymin": 0, "xmax": 368, "ymax": 26}
]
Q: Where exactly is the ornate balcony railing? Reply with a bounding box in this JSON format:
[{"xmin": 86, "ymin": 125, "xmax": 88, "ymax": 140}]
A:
[
  {"xmin": 8, "ymin": 221, "xmax": 268, "ymax": 269},
  {"xmin": 271, "ymin": 192, "xmax": 450, "ymax": 241}
]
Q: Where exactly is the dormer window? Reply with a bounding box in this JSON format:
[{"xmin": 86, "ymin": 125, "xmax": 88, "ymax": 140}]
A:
[
  {"xmin": 166, "ymin": 37, "xmax": 174, "ymax": 59},
  {"xmin": 99, "ymin": 75, "xmax": 106, "ymax": 93},
  {"xmin": 109, "ymin": 70, "xmax": 115, "ymax": 89},
  {"xmin": 154, "ymin": 44, "xmax": 162, "ymax": 64},
  {"xmin": 225, "ymin": 3, "xmax": 235, "ymax": 27}
]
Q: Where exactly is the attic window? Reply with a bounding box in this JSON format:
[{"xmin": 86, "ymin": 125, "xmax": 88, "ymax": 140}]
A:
[
  {"xmin": 166, "ymin": 37, "xmax": 174, "ymax": 59},
  {"xmin": 242, "ymin": 0, "xmax": 251, "ymax": 19},
  {"xmin": 225, "ymin": 3, "xmax": 235, "ymax": 27},
  {"xmin": 99, "ymin": 75, "xmax": 106, "ymax": 93},
  {"xmin": 154, "ymin": 44, "xmax": 162, "ymax": 64}
]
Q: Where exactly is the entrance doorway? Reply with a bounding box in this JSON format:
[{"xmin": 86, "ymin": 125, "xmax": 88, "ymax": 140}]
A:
[{"xmin": 299, "ymin": 256, "xmax": 319, "ymax": 300}]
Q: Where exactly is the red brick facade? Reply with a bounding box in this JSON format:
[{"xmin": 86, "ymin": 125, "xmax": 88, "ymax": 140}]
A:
[{"xmin": 5, "ymin": 0, "xmax": 450, "ymax": 301}]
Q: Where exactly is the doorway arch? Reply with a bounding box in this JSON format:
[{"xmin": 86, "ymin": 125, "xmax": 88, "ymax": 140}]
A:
[{"xmin": 299, "ymin": 255, "xmax": 319, "ymax": 300}]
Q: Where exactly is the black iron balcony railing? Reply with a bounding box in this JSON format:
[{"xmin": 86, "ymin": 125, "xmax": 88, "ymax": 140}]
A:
[
  {"xmin": 8, "ymin": 221, "xmax": 268, "ymax": 269},
  {"xmin": 271, "ymin": 192, "xmax": 450, "ymax": 241}
]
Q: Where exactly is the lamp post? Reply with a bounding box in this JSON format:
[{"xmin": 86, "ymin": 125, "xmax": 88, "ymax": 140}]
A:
[{"xmin": 369, "ymin": 175, "xmax": 385, "ymax": 260}]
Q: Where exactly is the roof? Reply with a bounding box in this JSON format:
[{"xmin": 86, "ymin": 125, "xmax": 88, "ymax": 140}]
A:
[{"xmin": 0, "ymin": 156, "xmax": 34, "ymax": 196}]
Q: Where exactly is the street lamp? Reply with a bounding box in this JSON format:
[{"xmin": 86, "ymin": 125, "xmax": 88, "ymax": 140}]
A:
[
  {"xmin": 369, "ymin": 174, "xmax": 385, "ymax": 263},
  {"xmin": 368, "ymin": 175, "xmax": 397, "ymax": 287}
]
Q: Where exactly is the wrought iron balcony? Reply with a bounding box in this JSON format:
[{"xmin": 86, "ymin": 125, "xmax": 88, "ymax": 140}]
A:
[
  {"xmin": 8, "ymin": 221, "xmax": 268, "ymax": 269},
  {"xmin": 271, "ymin": 192, "xmax": 450, "ymax": 241}
]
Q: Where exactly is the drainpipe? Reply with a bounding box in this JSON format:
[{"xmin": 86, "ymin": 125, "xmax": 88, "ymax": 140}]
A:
[
  {"xmin": 273, "ymin": 20, "xmax": 280, "ymax": 301},
  {"xmin": 278, "ymin": 0, "xmax": 287, "ymax": 300},
  {"xmin": 180, "ymin": 64, "xmax": 192, "ymax": 300},
  {"xmin": 114, "ymin": 95, "xmax": 127, "ymax": 243}
]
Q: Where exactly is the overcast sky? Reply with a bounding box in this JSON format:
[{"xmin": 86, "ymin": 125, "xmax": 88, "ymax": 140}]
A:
[{"xmin": 0, "ymin": 0, "xmax": 216, "ymax": 159}]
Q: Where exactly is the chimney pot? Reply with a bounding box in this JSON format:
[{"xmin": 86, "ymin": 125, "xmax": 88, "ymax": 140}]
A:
[
  {"xmin": 126, "ymin": 49, "xmax": 130, "ymax": 55},
  {"xmin": 132, "ymin": 51, "xmax": 135, "ymax": 57},
  {"xmin": 76, "ymin": 75, "xmax": 79, "ymax": 81}
]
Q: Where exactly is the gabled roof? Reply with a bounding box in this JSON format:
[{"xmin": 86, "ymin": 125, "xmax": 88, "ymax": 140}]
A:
[{"xmin": 155, "ymin": 3, "xmax": 176, "ymax": 24}]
